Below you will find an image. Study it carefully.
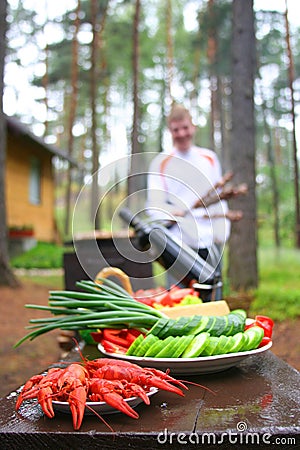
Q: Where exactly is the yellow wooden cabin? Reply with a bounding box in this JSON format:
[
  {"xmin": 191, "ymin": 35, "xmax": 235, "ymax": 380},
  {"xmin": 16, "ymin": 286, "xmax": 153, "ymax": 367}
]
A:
[{"xmin": 5, "ymin": 116, "xmax": 77, "ymax": 243}]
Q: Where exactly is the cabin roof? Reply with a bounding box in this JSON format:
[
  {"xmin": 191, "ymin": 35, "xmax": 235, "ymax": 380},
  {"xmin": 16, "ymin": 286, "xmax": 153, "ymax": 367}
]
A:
[{"xmin": 6, "ymin": 115, "xmax": 79, "ymax": 167}]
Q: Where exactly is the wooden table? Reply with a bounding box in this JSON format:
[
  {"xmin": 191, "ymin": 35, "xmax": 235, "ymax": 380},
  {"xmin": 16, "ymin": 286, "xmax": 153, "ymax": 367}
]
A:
[{"xmin": 0, "ymin": 346, "xmax": 299, "ymax": 449}]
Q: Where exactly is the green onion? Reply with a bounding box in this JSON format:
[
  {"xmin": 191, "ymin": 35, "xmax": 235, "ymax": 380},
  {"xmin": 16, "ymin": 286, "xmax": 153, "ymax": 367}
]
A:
[{"xmin": 14, "ymin": 277, "xmax": 167, "ymax": 347}]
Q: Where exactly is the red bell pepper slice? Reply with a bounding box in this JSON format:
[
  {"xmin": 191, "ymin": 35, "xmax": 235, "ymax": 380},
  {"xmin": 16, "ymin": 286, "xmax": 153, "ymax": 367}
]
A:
[
  {"xmin": 255, "ymin": 320, "xmax": 273, "ymax": 338},
  {"xmin": 100, "ymin": 339, "xmax": 128, "ymax": 354},
  {"xmin": 258, "ymin": 336, "xmax": 272, "ymax": 348},
  {"xmin": 169, "ymin": 288, "xmax": 199, "ymax": 303},
  {"xmin": 103, "ymin": 328, "xmax": 131, "ymax": 347},
  {"xmin": 245, "ymin": 315, "xmax": 274, "ymax": 339}
]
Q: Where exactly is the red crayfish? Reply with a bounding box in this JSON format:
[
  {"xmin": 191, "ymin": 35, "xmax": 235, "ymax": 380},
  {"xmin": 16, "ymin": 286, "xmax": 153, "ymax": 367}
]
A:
[{"xmin": 16, "ymin": 357, "xmax": 206, "ymax": 430}]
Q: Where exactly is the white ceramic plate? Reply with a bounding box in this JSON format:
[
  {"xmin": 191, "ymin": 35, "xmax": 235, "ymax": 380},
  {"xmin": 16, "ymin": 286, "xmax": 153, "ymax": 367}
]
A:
[
  {"xmin": 97, "ymin": 341, "xmax": 272, "ymax": 375},
  {"xmin": 52, "ymin": 387, "xmax": 158, "ymax": 415}
]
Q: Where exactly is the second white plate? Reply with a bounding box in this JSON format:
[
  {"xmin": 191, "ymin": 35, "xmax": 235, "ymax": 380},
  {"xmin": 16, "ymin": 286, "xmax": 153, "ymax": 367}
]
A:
[{"xmin": 97, "ymin": 341, "xmax": 272, "ymax": 375}]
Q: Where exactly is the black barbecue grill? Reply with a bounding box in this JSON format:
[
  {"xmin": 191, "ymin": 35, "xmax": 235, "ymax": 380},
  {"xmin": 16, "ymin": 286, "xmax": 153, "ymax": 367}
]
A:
[{"xmin": 119, "ymin": 207, "xmax": 223, "ymax": 301}]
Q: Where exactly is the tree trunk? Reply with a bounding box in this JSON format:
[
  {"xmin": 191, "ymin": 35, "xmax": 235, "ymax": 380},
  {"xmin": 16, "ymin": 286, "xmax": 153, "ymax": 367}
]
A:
[
  {"xmin": 128, "ymin": 0, "xmax": 141, "ymax": 207},
  {"xmin": 284, "ymin": 1, "xmax": 300, "ymax": 248},
  {"xmin": 0, "ymin": 0, "xmax": 19, "ymax": 287},
  {"xmin": 90, "ymin": 0, "xmax": 109, "ymax": 228},
  {"xmin": 207, "ymin": 0, "xmax": 217, "ymax": 152},
  {"xmin": 228, "ymin": 0, "xmax": 258, "ymax": 290},
  {"xmin": 64, "ymin": 0, "xmax": 80, "ymax": 236},
  {"xmin": 165, "ymin": 0, "xmax": 173, "ymax": 103},
  {"xmin": 259, "ymin": 84, "xmax": 280, "ymax": 247}
]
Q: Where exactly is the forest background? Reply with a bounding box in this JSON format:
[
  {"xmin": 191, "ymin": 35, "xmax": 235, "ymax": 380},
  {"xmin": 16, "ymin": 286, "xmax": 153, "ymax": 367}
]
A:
[{"xmin": 1, "ymin": 0, "xmax": 300, "ymax": 298}]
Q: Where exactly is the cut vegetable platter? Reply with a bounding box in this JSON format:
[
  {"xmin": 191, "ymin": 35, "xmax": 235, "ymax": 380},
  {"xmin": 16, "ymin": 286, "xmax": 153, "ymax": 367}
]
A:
[{"xmin": 97, "ymin": 340, "xmax": 272, "ymax": 375}]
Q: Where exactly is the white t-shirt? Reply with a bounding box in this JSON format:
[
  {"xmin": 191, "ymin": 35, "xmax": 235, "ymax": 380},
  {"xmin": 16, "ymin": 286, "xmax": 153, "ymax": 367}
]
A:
[{"xmin": 146, "ymin": 146, "xmax": 230, "ymax": 248}]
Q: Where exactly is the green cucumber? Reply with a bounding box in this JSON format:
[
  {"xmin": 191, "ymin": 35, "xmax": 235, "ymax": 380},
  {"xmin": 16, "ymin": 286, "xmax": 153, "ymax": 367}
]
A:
[
  {"xmin": 212, "ymin": 335, "xmax": 230, "ymax": 355},
  {"xmin": 168, "ymin": 316, "xmax": 193, "ymax": 336},
  {"xmin": 147, "ymin": 317, "xmax": 169, "ymax": 336},
  {"xmin": 181, "ymin": 332, "xmax": 210, "ymax": 358},
  {"xmin": 225, "ymin": 332, "xmax": 246, "ymax": 354},
  {"xmin": 226, "ymin": 313, "xmax": 245, "ymax": 336},
  {"xmin": 144, "ymin": 335, "xmax": 173, "ymax": 357},
  {"xmin": 220, "ymin": 336, "xmax": 235, "ymax": 353},
  {"xmin": 156, "ymin": 336, "xmax": 180, "ymax": 358},
  {"xmin": 231, "ymin": 309, "xmax": 247, "ymax": 319},
  {"xmin": 242, "ymin": 326, "xmax": 264, "ymax": 351},
  {"xmin": 171, "ymin": 335, "xmax": 195, "ymax": 358},
  {"xmin": 133, "ymin": 334, "xmax": 159, "ymax": 357},
  {"xmin": 188, "ymin": 315, "xmax": 213, "ymax": 335},
  {"xmin": 126, "ymin": 334, "xmax": 144, "ymax": 355},
  {"xmin": 207, "ymin": 316, "xmax": 227, "ymax": 337},
  {"xmin": 179, "ymin": 315, "xmax": 202, "ymax": 335},
  {"xmin": 201, "ymin": 336, "xmax": 220, "ymax": 356},
  {"xmin": 158, "ymin": 319, "xmax": 176, "ymax": 338}
]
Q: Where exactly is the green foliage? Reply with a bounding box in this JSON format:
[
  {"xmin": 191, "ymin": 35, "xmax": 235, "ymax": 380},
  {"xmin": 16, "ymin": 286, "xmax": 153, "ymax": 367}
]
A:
[
  {"xmin": 10, "ymin": 242, "xmax": 65, "ymax": 269},
  {"xmin": 250, "ymin": 248, "xmax": 300, "ymax": 320},
  {"xmin": 250, "ymin": 286, "xmax": 300, "ymax": 321}
]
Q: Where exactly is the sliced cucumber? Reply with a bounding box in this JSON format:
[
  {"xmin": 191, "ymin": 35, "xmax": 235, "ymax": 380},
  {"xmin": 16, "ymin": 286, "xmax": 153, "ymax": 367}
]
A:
[
  {"xmin": 222, "ymin": 319, "xmax": 235, "ymax": 336},
  {"xmin": 156, "ymin": 336, "xmax": 180, "ymax": 358},
  {"xmin": 134, "ymin": 334, "xmax": 159, "ymax": 357},
  {"xmin": 171, "ymin": 335, "xmax": 195, "ymax": 358},
  {"xmin": 207, "ymin": 316, "xmax": 227, "ymax": 337},
  {"xmin": 221, "ymin": 336, "xmax": 235, "ymax": 353},
  {"xmin": 158, "ymin": 319, "xmax": 177, "ymax": 339},
  {"xmin": 147, "ymin": 317, "xmax": 169, "ymax": 336},
  {"xmin": 226, "ymin": 313, "xmax": 245, "ymax": 336},
  {"xmin": 212, "ymin": 335, "xmax": 230, "ymax": 355},
  {"xmin": 225, "ymin": 332, "xmax": 246, "ymax": 354},
  {"xmin": 181, "ymin": 332, "xmax": 210, "ymax": 358},
  {"xmin": 126, "ymin": 334, "xmax": 144, "ymax": 355},
  {"xmin": 144, "ymin": 335, "xmax": 173, "ymax": 357},
  {"xmin": 201, "ymin": 336, "xmax": 220, "ymax": 356},
  {"xmin": 180, "ymin": 315, "xmax": 202, "ymax": 335},
  {"xmin": 168, "ymin": 316, "xmax": 194, "ymax": 336},
  {"xmin": 231, "ymin": 309, "xmax": 247, "ymax": 319},
  {"xmin": 189, "ymin": 315, "xmax": 213, "ymax": 335},
  {"xmin": 242, "ymin": 326, "xmax": 264, "ymax": 351}
]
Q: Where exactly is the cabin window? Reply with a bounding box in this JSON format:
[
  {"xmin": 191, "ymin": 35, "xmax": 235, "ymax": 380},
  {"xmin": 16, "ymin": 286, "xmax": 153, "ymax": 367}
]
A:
[{"xmin": 29, "ymin": 157, "xmax": 41, "ymax": 205}]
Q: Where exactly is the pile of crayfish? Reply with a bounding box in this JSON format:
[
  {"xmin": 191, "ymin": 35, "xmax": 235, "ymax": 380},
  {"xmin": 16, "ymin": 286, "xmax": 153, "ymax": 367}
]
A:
[{"xmin": 16, "ymin": 358, "xmax": 196, "ymax": 430}]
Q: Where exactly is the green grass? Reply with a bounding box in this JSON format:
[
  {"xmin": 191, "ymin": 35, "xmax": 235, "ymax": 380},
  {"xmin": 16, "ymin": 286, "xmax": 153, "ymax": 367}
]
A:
[
  {"xmin": 10, "ymin": 242, "xmax": 65, "ymax": 269},
  {"xmin": 249, "ymin": 248, "xmax": 300, "ymax": 321},
  {"xmin": 18, "ymin": 274, "xmax": 64, "ymax": 289}
]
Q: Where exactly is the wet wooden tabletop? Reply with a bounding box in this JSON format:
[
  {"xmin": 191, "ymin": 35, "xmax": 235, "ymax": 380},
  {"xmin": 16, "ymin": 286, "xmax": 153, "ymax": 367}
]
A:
[{"xmin": 0, "ymin": 347, "xmax": 299, "ymax": 449}]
